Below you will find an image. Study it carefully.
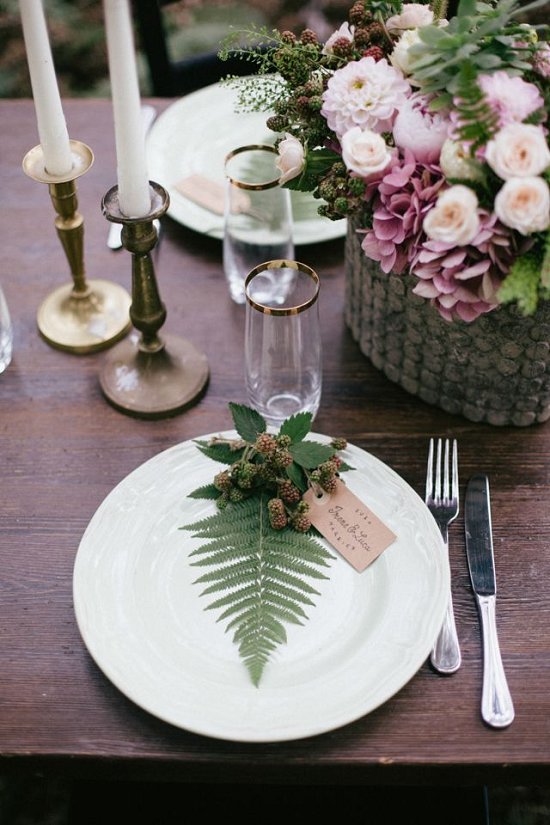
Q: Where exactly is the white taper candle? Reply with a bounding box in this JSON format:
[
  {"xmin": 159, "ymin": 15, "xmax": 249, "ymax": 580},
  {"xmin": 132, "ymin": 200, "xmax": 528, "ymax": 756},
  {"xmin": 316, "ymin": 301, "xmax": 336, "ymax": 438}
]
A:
[
  {"xmin": 19, "ymin": 0, "xmax": 73, "ymax": 177},
  {"xmin": 104, "ymin": 0, "xmax": 151, "ymax": 217}
]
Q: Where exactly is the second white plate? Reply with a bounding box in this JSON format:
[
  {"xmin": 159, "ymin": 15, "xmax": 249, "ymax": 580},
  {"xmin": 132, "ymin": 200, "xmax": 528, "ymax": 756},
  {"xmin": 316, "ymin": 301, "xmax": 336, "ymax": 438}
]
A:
[{"xmin": 145, "ymin": 80, "xmax": 347, "ymax": 245}]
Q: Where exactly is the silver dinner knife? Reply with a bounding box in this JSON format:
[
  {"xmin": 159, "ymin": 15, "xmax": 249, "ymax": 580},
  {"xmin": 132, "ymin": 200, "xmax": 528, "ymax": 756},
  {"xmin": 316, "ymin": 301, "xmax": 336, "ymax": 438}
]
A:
[{"xmin": 464, "ymin": 474, "xmax": 514, "ymax": 728}]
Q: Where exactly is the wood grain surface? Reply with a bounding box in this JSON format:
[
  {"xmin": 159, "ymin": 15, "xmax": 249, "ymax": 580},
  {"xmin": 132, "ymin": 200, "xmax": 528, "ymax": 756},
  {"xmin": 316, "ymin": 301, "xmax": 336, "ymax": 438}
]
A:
[{"xmin": 1, "ymin": 99, "xmax": 549, "ymax": 785}]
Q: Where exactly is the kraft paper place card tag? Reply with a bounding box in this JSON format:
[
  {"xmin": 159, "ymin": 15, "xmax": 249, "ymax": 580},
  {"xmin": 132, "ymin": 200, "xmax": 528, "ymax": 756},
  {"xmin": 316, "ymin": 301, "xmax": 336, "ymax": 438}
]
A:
[
  {"xmin": 174, "ymin": 174, "xmax": 251, "ymax": 216},
  {"xmin": 303, "ymin": 479, "xmax": 397, "ymax": 572},
  {"xmin": 174, "ymin": 174, "xmax": 226, "ymax": 214}
]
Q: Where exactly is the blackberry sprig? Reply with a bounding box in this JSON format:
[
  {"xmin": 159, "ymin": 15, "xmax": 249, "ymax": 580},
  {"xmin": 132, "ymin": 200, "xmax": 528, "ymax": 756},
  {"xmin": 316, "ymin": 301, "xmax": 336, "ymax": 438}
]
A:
[{"xmin": 190, "ymin": 403, "xmax": 349, "ymax": 532}]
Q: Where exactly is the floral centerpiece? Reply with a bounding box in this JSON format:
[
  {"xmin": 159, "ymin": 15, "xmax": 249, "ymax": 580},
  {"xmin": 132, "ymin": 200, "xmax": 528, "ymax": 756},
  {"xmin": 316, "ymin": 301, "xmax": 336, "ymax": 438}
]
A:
[{"xmin": 221, "ymin": 0, "xmax": 550, "ymax": 425}]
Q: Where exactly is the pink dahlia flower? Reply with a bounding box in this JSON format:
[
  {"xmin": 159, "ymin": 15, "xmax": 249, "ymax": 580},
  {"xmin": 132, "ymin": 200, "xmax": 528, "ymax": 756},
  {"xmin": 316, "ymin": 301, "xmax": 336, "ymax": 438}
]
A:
[
  {"xmin": 392, "ymin": 93, "xmax": 450, "ymax": 164},
  {"xmin": 410, "ymin": 212, "xmax": 517, "ymax": 322},
  {"xmin": 361, "ymin": 150, "xmax": 445, "ymax": 273},
  {"xmin": 321, "ymin": 57, "xmax": 411, "ymax": 138},
  {"xmin": 478, "ymin": 72, "xmax": 545, "ymax": 127}
]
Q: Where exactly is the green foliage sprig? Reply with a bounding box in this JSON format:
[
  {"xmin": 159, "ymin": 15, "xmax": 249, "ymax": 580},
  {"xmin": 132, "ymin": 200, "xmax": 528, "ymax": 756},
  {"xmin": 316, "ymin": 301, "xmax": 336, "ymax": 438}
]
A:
[
  {"xmin": 408, "ymin": 0, "xmax": 546, "ymax": 110},
  {"xmin": 180, "ymin": 403, "xmax": 351, "ymax": 686}
]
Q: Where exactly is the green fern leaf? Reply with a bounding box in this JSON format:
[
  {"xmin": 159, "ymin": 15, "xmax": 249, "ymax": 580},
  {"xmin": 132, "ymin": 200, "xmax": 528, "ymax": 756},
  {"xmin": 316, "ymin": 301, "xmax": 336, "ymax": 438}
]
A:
[{"xmin": 181, "ymin": 494, "xmax": 333, "ymax": 686}]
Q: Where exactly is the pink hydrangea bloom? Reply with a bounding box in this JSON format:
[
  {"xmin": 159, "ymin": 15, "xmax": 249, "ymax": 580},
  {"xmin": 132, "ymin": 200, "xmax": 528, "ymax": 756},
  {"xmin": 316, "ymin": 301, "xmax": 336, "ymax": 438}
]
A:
[
  {"xmin": 478, "ymin": 71, "xmax": 545, "ymax": 127},
  {"xmin": 409, "ymin": 212, "xmax": 517, "ymax": 322},
  {"xmin": 392, "ymin": 93, "xmax": 450, "ymax": 164},
  {"xmin": 321, "ymin": 57, "xmax": 411, "ymax": 138},
  {"xmin": 361, "ymin": 150, "xmax": 444, "ymax": 273}
]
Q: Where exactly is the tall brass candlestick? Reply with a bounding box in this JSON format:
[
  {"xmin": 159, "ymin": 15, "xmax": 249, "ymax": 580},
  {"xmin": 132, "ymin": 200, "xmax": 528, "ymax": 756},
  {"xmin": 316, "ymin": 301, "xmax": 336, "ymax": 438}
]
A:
[
  {"xmin": 22, "ymin": 140, "xmax": 131, "ymax": 353},
  {"xmin": 100, "ymin": 182, "xmax": 209, "ymax": 418}
]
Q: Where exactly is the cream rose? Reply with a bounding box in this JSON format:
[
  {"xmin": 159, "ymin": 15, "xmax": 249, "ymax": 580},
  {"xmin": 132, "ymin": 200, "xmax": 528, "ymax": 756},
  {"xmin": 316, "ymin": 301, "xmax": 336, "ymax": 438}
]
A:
[
  {"xmin": 423, "ymin": 185, "xmax": 480, "ymax": 246},
  {"xmin": 276, "ymin": 134, "xmax": 305, "ymax": 185},
  {"xmin": 341, "ymin": 127, "xmax": 393, "ymax": 178},
  {"xmin": 386, "ymin": 3, "xmax": 434, "ymax": 31},
  {"xmin": 486, "ymin": 123, "xmax": 550, "ymax": 180},
  {"xmin": 389, "ymin": 29, "xmax": 422, "ymax": 75},
  {"xmin": 494, "ymin": 176, "xmax": 550, "ymax": 235}
]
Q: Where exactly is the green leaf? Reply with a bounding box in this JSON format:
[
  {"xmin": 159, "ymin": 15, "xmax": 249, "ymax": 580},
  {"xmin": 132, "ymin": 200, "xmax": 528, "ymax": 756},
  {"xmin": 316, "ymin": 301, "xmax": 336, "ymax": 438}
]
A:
[
  {"xmin": 195, "ymin": 440, "xmax": 245, "ymax": 465},
  {"xmin": 286, "ymin": 460, "xmax": 307, "ymax": 492},
  {"xmin": 284, "ymin": 148, "xmax": 340, "ymax": 193},
  {"xmin": 180, "ymin": 494, "xmax": 333, "ymax": 686},
  {"xmin": 279, "ymin": 411, "xmax": 313, "ymax": 443},
  {"xmin": 188, "ymin": 483, "xmax": 220, "ymax": 500},
  {"xmin": 290, "ymin": 440, "xmax": 335, "ymax": 469},
  {"xmin": 228, "ymin": 402, "xmax": 266, "ymax": 442}
]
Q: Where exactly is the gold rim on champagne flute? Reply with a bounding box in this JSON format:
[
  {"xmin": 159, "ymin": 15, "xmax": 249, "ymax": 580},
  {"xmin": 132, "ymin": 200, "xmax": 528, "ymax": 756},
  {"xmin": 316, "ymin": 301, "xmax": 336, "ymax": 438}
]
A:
[
  {"xmin": 224, "ymin": 144, "xmax": 281, "ymax": 191},
  {"xmin": 245, "ymin": 260, "xmax": 320, "ymax": 316}
]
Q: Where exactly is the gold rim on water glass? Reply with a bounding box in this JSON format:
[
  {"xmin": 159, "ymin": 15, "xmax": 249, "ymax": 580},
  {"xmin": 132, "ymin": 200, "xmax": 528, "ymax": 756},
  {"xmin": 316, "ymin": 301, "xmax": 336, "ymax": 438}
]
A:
[
  {"xmin": 245, "ymin": 260, "xmax": 320, "ymax": 316},
  {"xmin": 224, "ymin": 144, "xmax": 281, "ymax": 191}
]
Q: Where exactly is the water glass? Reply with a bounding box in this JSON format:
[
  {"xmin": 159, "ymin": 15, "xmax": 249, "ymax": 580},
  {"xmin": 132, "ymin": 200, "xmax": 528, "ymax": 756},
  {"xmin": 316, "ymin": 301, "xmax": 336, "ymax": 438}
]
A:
[
  {"xmin": 224, "ymin": 145, "xmax": 294, "ymax": 305},
  {"xmin": 0, "ymin": 285, "xmax": 12, "ymax": 374},
  {"xmin": 244, "ymin": 260, "xmax": 322, "ymax": 425}
]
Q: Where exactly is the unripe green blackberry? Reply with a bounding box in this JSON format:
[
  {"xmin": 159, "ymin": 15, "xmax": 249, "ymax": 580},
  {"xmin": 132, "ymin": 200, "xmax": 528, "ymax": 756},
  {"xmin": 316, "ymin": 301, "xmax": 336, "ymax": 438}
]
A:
[
  {"xmin": 331, "ymin": 437, "xmax": 348, "ymax": 451},
  {"xmin": 276, "ymin": 434, "xmax": 292, "ymax": 449},
  {"xmin": 348, "ymin": 177, "xmax": 366, "ymax": 197},
  {"xmin": 318, "ymin": 179, "xmax": 336, "ymax": 200},
  {"xmin": 303, "ymin": 78, "xmax": 321, "ymax": 96},
  {"xmin": 332, "ymin": 37, "xmax": 354, "ymax": 58},
  {"xmin": 321, "ymin": 474, "xmax": 338, "ymax": 494},
  {"xmin": 333, "ymin": 161, "xmax": 346, "ymax": 176},
  {"xmin": 267, "ymin": 114, "xmax": 288, "ymax": 132},
  {"xmin": 308, "ymin": 96, "xmax": 323, "ymax": 112},
  {"xmin": 300, "ymin": 28, "xmax": 319, "ymax": 45},
  {"xmin": 268, "ymin": 498, "xmax": 288, "ymax": 530},
  {"xmin": 229, "ymin": 487, "xmax": 245, "ymax": 503},
  {"xmin": 292, "ymin": 514, "xmax": 312, "ymax": 533},
  {"xmin": 233, "ymin": 462, "xmax": 258, "ymax": 490},
  {"xmin": 216, "ymin": 493, "xmax": 229, "ymax": 510},
  {"xmin": 255, "ymin": 433, "xmax": 277, "ymax": 454},
  {"xmin": 296, "ymin": 500, "xmax": 310, "ymax": 515},
  {"xmin": 272, "ymin": 448, "xmax": 293, "ymax": 468},
  {"xmin": 278, "ymin": 479, "xmax": 301, "ymax": 504},
  {"xmin": 296, "ymin": 95, "xmax": 311, "ymax": 112},
  {"xmin": 365, "ymin": 22, "xmax": 385, "ymax": 44},
  {"xmin": 334, "ymin": 196, "xmax": 350, "ymax": 214},
  {"xmin": 349, "ymin": 1, "xmax": 367, "ymax": 26},
  {"xmin": 353, "ymin": 27, "xmax": 371, "ymax": 48},
  {"xmin": 214, "ymin": 470, "xmax": 232, "ymax": 492}
]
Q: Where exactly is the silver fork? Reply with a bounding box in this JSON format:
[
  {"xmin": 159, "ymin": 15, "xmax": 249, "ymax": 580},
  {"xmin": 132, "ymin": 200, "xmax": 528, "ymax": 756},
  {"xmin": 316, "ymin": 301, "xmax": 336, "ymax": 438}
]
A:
[{"xmin": 426, "ymin": 438, "xmax": 461, "ymax": 674}]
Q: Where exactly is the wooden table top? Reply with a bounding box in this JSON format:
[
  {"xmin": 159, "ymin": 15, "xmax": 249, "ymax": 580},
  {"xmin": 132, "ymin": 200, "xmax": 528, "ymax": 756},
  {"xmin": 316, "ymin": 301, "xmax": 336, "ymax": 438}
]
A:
[{"xmin": 1, "ymin": 98, "xmax": 549, "ymax": 785}]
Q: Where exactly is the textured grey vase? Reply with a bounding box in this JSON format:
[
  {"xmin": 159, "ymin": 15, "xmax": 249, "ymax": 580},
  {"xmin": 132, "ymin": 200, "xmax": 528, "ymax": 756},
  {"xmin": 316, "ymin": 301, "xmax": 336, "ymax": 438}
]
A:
[{"xmin": 345, "ymin": 222, "xmax": 550, "ymax": 426}]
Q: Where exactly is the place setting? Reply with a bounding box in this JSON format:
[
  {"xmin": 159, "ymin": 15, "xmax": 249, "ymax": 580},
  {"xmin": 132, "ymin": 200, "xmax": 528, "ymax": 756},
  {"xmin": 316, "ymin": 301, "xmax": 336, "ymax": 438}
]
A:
[{"xmin": 15, "ymin": 0, "xmax": 546, "ymax": 749}]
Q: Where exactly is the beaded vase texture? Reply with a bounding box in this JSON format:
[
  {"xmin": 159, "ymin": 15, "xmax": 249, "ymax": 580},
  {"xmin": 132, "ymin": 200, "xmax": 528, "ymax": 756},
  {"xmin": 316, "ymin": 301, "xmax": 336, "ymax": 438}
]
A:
[{"xmin": 345, "ymin": 222, "xmax": 550, "ymax": 427}]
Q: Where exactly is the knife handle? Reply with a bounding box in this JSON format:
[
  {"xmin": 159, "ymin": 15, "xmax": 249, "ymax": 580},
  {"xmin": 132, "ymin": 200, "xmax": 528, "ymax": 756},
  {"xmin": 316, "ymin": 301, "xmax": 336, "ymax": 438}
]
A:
[{"xmin": 477, "ymin": 594, "xmax": 515, "ymax": 728}]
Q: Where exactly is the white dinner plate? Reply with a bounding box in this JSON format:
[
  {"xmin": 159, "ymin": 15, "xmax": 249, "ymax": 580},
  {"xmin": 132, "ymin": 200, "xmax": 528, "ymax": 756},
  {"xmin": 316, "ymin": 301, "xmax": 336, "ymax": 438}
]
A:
[
  {"xmin": 73, "ymin": 433, "xmax": 448, "ymax": 743},
  {"xmin": 145, "ymin": 80, "xmax": 347, "ymax": 245}
]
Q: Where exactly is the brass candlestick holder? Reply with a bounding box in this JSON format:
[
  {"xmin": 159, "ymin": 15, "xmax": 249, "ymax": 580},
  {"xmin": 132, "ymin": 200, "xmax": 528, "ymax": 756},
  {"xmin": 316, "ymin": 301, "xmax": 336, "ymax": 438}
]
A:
[
  {"xmin": 99, "ymin": 182, "xmax": 209, "ymax": 418},
  {"xmin": 22, "ymin": 140, "xmax": 131, "ymax": 354}
]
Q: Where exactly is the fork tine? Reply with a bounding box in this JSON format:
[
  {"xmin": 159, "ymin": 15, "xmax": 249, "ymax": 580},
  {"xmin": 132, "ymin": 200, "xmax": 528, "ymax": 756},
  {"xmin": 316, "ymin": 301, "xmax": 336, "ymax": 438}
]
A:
[
  {"xmin": 426, "ymin": 438, "xmax": 434, "ymax": 500},
  {"xmin": 443, "ymin": 438, "xmax": 450, "ymax": 504},
  {"xmin": 451, "ymin": 438, "xmax": 459, "ymax": 504},
  {"xmin": 435, "ymin": 438, "xmax": 442, "ymax": 503}
]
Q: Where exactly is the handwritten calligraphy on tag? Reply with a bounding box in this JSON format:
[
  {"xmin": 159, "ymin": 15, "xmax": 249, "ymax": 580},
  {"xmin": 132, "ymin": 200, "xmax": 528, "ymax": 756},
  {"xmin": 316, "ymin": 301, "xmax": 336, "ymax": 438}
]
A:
[{"xmin": 303, "ymin": 479, "xmax": 397, "ymax": 572}]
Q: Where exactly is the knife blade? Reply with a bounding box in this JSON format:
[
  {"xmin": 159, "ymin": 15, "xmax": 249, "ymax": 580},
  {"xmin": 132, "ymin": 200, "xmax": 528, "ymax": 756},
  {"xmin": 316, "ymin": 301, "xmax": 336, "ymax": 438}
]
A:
[{"xmin": 464, "ymin": 474, "xmax": 514, "ymax": 728}]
